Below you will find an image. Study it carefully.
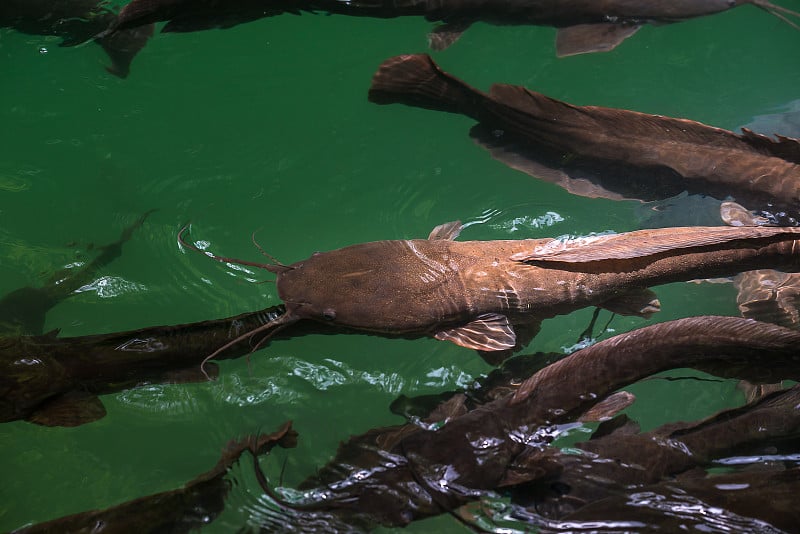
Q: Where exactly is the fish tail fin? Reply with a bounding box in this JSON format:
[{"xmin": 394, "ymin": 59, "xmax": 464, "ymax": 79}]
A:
[
  {"xmin": 96, "ymin": 24, "xmax": 154, "ymax": 78},
  {"xmin": 368, "ymin": 54, "xmax": 486, "ymax": 116}
]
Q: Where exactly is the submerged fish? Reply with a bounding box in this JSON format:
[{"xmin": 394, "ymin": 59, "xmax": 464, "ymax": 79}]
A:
[
  {"xmin": 0, "ymin": 0, "xmax": 153, "ymax": 77},
  {"xmin": 0, "ymin": 211, "xmax": 154, "ymax": 336},
  {"xmin": 249, "ymin": 316, "xmax": 800, "ymax": 530},
  {"xmin": 182, "ymin": 220, "xmax": 800, "ymax": 368},
  {"xmin": 0, "ymin": 304, "xmax": 332, "ymax": 426},
  {"xmin": 369, "ymin": 54, "xmax": 800, "ymax": 222},
  {"xmin": 105, "ymin": 0, "xmax": 800, "ymax": 56},
  {"xmin": 12, "ymin": 422, "xmax": 297, "ymax": 534}
]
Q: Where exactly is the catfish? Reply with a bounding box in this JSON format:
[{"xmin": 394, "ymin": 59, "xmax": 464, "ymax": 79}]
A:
[
  {"xmin": 248, "ymin": 316, "xmax": 800, "ymax": 530},
  {"xmin": 0, "ymin": 0, "xmax": 153, "ymax": 77},
  {"xmin": 0, "ymin": 304, "xmax": 332, "ymax": 426},
  {"xmin": 0, "ymin": 210, "xmax": 154, "ymax": 336},
  {"xmin": 104, "ymin": 0, "xmax": 800, "ymax": 56},
  {"xmin": 180, "ymin": 221, "xmax": 800, "ymax": 367},
  {"xmin": 368, "ymin": 54, "xmax": 800, "ymax": 222},
  {"xmin": 12, "ymin": 422, "xmax": 297, "ymax": 534}
]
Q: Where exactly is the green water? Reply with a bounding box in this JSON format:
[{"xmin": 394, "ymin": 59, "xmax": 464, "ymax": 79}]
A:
[{"xmin": 1, "ymin": 4, "xmax": 799, "ymax": 532}]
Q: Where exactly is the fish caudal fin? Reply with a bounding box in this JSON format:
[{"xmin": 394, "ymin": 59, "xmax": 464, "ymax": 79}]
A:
[{"xmin": 368, "ymin": 54, "xmax": 487, "ymax": 116}]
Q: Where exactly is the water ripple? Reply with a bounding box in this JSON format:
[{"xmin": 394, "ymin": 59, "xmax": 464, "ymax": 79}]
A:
[{"xmin": 73, "ymin": 275, "xmax": 148, "ymax": 298}]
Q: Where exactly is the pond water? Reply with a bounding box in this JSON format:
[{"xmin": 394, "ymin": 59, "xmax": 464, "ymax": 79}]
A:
[{"xmin": 1, "ymin": 3, "xmax": 799, "ymax": 532}]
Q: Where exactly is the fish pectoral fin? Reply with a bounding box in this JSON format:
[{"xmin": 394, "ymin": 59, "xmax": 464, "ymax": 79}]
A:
[
  {"xmin": 26, "ymin": 391, "xmax": 107, "ymax": 427},
  {"xmin": 428, "ymin": 220, "xmax": 463, "ymax": 241},
  {"xmin": 469, "ymin": 125, "xmax": 631, "ymax": 201},
  {"xmin": 478, "ymin": 319, "xmax": 542, "ymax": 365},
  {"xmin": 735, "ymin": 270, "xmax": 800, "ymax": 329},
  {"xmin": 600, "ymin": 288, "xmax": 661, "ymax": 318},
  {"xmin": 427, "ymin": 21, "xmax": 473, "ymax": 51},
  {"xmin": 555, "ymin": 23, "xmax": 641, "ymax": 57},
  {"xmin": 720, "ymin": 201, "xmax": 772, "ymax": 227},
  {"xmin": 434, "ymin": 313, "xmax": 516, "ymax": 351},
  {"xmin": 578, "ymin": 391, "xmax": 636, "ymax": 423}
]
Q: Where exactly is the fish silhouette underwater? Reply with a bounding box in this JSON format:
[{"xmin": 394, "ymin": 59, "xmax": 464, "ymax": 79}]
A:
[
  {"xmin": 369, "ymin": 54, "xmax": 800, "ymax": 224},
  {"xmin": 104, "ymin": 0, "xmax": 800, "ymax": 56},
  {"xmin": 0, "ymin": 0, "xmax": 153, "ymax": 77}
]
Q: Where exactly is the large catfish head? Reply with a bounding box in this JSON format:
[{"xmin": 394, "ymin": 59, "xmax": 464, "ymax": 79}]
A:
[{"xmin": 274, "ymin": 239, "xmax": 460, "ymax": 333}]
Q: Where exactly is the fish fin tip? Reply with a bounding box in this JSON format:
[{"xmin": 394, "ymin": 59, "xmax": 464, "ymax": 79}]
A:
[
  {"xmin": 578, "ymin": 391, "xmax": 636, "ymax": 423},
  {"xmin": 427, "ymin": 21, "xmax": 471, "ymax": 50},
  {"xmin": 428, "ymin": 221, "xmax": 463, "ymax": 240},
  {"xmin": 720, "ymin": 201, "xmax": 772, "ymax": 227},
  {"xmin": 434, "ymin": 313, "xmax": 516, "ymax": 353},
  {"xmin": 555, "ymin": 23, "xmax": 640, "ymax": 57},
  {"xmin": 600, "ymin": 288, "xmax": 661, "ymax": 318}
]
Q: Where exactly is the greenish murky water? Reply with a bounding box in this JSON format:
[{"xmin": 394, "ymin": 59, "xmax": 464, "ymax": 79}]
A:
[{"xmin": 1, "ymin": 4, "xmax": 799, "ymax": 532}]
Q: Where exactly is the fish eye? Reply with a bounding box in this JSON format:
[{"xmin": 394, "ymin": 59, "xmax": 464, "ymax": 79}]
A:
[{"xmin": 322, "ymin": 308, "xmax": 336, "ymax": 321}]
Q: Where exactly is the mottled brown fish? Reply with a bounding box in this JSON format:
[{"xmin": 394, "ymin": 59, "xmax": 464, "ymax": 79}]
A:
[
  {"xmin": 181, "ymin": 221, "xmax": 800, "ymax": 368},
  {"xmin": 369, "ymin": 54, "xmax": 800, "ymax": 221},
  {"xmin": 106, "ymin": 0, "xmax": 800, "ymax": 56}
]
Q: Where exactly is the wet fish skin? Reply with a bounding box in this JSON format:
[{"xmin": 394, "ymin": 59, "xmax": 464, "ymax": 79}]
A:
[
  {"xmin": 107, "ymin": 0, "xmax": 800, "ymax": 55},
  {"xmin": 261, "ymin": 316, "xmax": 800, "ymax": 529},
  {"xmin": 0, "ymin": 305, "xmax": 329, "ymax": 426},
  {"xmin": 369, "ymin": 54, "xmax": 800, "ymax": 218}
]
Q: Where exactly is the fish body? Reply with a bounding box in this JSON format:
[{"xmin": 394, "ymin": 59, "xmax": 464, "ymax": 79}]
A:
[
  {"xmin": 281, "ymin": 316, "xmax": 800, "ymax": 529},
  {"xmin": 0, "ymin": 0, "xmax": 153, "ymax": 77},
  {"xmin": 266, "ymin": 222, "xmax": 800, "ymax": 353},
  {"xmin": 0, "ymin": 305, "xmax": 309, "ymax": 426},
  {"xmin": 369, "ymin": 54, "xmax": 800, "ymax": 218},
  {"xmin": 109, "ymin": 0, "xmax": 800, "ymax": 55}
]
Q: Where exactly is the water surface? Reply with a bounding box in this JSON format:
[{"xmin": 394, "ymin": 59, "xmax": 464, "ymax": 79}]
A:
[{"xmin": 1, "ymin": 5, "xmax": 799, "ymax": 532}]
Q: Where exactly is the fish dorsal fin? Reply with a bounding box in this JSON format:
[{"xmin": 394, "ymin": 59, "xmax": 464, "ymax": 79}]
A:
[
  {"xmin": 511, "ymin": 226, "xmax": 800, "ymax": 263},
  {"xmin": 555, "ymin": 23, "xmax": 641, "ymax": 57},
  {"xmin": 486, "ymin": 84, "xmax": 783, "ymax": 157},
  {"xmin": 599, "ymin": 288, "xmax": 661, "ymax": 318},
  {"xmin": 427, "ymin": 21, "xmax": 472, "ymax": 51},
  {"xmin": 428, "ymin": 220, "xmax": 463, "ymax": 240},
  {"xmin": 26, "ymin": 391, "xmax": 106, "ymax": 427},
  {"xmin": 434, "ymin": 313, "xmax": 516, "ymax": 351},
  {"xmin": 739, "ymin": 128, "xmax": 800, "ymax": 164}
]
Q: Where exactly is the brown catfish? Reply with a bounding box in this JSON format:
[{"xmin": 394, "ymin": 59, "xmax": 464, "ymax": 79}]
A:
[
  {"xmin": 0, "ymin": 304, "xmax": 339, "ymax": 427},
  {"xmin": 368, "ymin": 54, "xmax": 800, "ymax": 222},
  {"xmin": 12, "ymin": 422, "xmax": 297, "ymax": 534},
  {"xmin": 249, "ymin": 316, "xmax": 800, "ymax": 530},
  {"xmin": 105, "ymin": 0, "xmax": 800, "ymax": 56},
  {"xmin": 181, "ymin": 221, "xmax": 800, "ymax": 367},
  {"xmin": 0, "ymin": 210, "xmax": 154, "ymax": 337}
]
